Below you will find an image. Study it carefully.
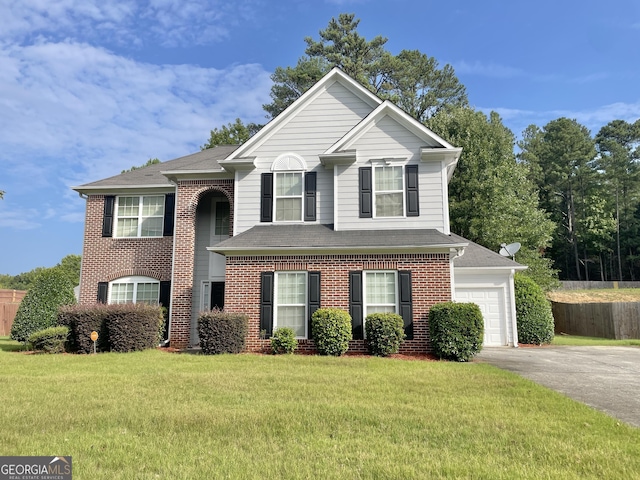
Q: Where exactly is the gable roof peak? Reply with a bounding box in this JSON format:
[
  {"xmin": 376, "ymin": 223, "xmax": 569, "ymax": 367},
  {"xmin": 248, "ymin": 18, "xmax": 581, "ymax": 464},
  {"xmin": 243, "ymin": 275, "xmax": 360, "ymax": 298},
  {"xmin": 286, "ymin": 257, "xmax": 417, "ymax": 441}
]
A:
[{"xmin": 221, "ymin": 67, "xmax": 382, "ymax": 161}]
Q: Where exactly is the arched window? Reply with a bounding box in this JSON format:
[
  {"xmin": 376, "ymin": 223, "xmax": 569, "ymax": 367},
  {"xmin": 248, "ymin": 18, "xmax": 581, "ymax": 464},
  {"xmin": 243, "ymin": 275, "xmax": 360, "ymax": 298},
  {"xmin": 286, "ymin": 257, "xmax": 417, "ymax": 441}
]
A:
[
  {"xmin": 271, "ymin": 153, "xmax": 308, "ymax": 222},
  {"xmin": 109, "ymin": 276, "xmax": 160, "ymax": 305}
]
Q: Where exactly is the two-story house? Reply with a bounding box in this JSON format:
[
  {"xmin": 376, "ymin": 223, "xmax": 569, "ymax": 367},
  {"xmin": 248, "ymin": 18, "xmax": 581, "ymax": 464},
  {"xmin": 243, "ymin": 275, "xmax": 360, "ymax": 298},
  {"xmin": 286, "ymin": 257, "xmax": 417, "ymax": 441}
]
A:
[{"xmin": 73, "ymin": 68, "xmax": 524, "ymax": 352}]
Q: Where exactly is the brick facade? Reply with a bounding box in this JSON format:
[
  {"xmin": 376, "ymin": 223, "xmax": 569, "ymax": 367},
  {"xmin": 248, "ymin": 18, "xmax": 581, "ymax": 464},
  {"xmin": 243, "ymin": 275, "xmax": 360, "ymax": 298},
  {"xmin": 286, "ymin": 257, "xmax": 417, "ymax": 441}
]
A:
[
  {"xmin": 80, "ymin": 190, "xmax": 452, "ymax": 354},
  {"xmin": 170, "ymin": 179, "xmax": 234, "ymax": 349},
  {"xmin": 225, "ymin": 253, "xmax": 452, "ymax": 354},
  {"xmin": 79, "ymin": 195, "xmax": 173, "ymax": 304}
]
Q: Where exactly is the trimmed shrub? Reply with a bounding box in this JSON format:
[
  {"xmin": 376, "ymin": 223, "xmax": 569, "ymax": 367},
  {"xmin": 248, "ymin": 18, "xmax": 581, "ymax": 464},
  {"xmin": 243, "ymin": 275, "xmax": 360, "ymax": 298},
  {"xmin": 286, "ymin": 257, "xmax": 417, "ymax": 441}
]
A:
[
  {"xmin": 311, "ymin": 308, "xmax": 352, "ymax": 356},
  {"xmin": 28, "ymin": 326, "xmax": 69, "ymax": 354},
  {"xmin": 429, "ymin": 302, "xmax": 484, "ymax": 362},
  {"xmin": 365, "ymin": 313, "xmax": 405, "ymax": 357},
  {"xmin": 515, "ymin": 274, "xmax": 554, "ymax": 345},
  {"xmin": 58, "ymin": 304, "xmax": 110, "ymax": 354},
  {"xmin": 271, "ymin": 327, "xmax": 297, "ymax": 354},
  {"xmin": 198, "ymin": 311, "xmax": 248, "ymax": 354},
  {"xmin": 105, "ymin": 303, "xmax": 165, "ymax": 353},
  {"xmin": 58, "ymin": 303, "xmax": 163, "ymax": 353},
  {"xmin": 11, "ymin": 268, "xmax": 76, "ymax": 343}
]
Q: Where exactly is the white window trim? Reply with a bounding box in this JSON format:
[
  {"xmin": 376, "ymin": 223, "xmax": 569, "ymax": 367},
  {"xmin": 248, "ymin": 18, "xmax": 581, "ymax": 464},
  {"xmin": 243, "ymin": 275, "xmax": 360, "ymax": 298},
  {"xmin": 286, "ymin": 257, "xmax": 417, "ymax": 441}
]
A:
[
  {"xmin": 274, "ymin": 271, "xmax": 308, "ymax": 339},
  {"xmin": 363, "ymin": 270, "xmax": 399, "ymax": 319},
  {"xmin": 114, "ymin": 195, "xmax": 165, "ymax": 238},
  {"xmin": 274, "ymin": 172, "xmax": 304, "ymax": 222},
  {"xmin": 109, "ymin": 276, "xmax": 160, "ymax": 304},
  {"xmin": 371, "ymin": 162, "xmax": 406, "ymax": 218}
]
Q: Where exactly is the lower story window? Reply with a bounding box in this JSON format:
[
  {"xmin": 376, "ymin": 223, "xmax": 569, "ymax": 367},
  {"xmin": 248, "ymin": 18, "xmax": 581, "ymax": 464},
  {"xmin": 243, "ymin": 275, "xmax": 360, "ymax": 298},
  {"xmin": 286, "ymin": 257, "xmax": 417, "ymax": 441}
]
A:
[
  {"xmin": 275, "ymin": 272, "xmax": 307, "ymax": 338},
  {"xmin": 364, "ymin": 271, "xmax": 397, "ymax": 316},
  {"xmin": 110, "ymin": 276, "xmax": 160, "ymax": 305}
]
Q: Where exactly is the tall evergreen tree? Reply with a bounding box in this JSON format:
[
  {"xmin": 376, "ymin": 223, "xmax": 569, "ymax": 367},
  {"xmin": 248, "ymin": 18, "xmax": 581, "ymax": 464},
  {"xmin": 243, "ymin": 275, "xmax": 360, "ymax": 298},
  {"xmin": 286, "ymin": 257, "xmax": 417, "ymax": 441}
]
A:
[
  {"xmin": 263, "ymin": 13, "xmax": 467, "ymax": 119},
  {"xmin": 595, "ymin": 119, "xmax": 640, "ymax": 279},
  {"xmin": 518, "ymin": 118, "xmax": 604, "ymax": 280}
]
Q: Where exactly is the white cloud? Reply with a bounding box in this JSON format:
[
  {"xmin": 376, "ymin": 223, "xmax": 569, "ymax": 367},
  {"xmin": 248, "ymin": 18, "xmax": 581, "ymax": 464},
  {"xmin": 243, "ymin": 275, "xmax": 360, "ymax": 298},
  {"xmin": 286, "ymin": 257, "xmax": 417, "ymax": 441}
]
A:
[
  {"xmin": 0, "ymin": 0, "xmax": 261, "ymax": 47},
  {"xmin": 0, "ymin": 39, "xmax": 272, "ymax": 229},
  {"xmin": 480, "ymin": 101, "xmax": 640, "ymax": 137}
]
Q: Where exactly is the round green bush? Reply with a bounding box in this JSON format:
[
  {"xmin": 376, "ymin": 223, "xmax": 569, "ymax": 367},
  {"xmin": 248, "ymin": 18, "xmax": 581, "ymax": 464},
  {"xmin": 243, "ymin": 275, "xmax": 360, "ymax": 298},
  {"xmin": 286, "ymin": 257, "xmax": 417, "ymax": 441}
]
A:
[
  {"xmin": 429, "ymin": 302, "xmax": 484, "ymax": 362},
  {"xmin": 311, "ymin": 308, "xmax": 352, "ymax": 356},
  {"xmin": 11, "ymin": 268, "xmax": 76, "ymax": 343},
  {"xmin": 365, "ymin": 313, "xmax": 405, "ymax": 356},
  {"xmin": 271, "ymin": 327, "xmax": 297, "ymax": 354},
  {"xmin": 28, "ymin": 326, "xmax": 69, "ymax": 354},
  {"xmin": 515, "ymin": 274, "xmax": 554, "ymax": 345}
]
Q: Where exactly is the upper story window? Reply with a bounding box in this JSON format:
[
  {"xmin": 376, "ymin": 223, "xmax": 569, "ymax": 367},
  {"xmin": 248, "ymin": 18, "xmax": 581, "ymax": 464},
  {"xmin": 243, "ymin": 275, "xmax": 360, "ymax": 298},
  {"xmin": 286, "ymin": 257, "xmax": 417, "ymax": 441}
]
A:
[
  {"xmin": 115, "ymin": 195, "xmax": 165, "ymax": 237},
  {"xmin": 275, "ymin": 172, "xmax": 303, "ymax": 221},
  {"xmin": 102, "ymin": 194, "xmax": 174, "ymax": 239},
  {"xmin": 359, "ymin": 164, "xmax": 419, "ymax": 219},
  {"xmin": 109, "ymin": 276, "xmax": 160, "ymax": 305},
  {"xmin": 261, "ymin": 153, "xmax": 316, "ymax": 223},
  {"xmin": 374, "ymin": 166, "xmax": 404, "ymax": 217}
]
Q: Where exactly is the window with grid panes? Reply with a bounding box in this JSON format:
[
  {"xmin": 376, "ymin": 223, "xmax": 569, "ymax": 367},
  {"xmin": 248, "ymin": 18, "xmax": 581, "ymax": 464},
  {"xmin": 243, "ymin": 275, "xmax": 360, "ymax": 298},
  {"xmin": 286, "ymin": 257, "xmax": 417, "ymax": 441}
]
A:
[{"xmin": 115, "ymin": 195, "xmax": 164, "ymax": 237}]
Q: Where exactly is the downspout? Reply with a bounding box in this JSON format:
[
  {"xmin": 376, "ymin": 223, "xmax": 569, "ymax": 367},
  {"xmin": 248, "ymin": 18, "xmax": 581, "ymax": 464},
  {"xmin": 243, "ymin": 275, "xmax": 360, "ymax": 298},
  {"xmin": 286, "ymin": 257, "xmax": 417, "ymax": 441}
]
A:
[
  {"xmin": 76, "ymin": 192, "xmax": 88, "ymax": 303},
  {"xmin": 449, "ymin": 247, "xmax": 465, "ymax": 299},
  {"xmin": 510, "ymin": 268, "xmax": 519, "ymax": 348}
]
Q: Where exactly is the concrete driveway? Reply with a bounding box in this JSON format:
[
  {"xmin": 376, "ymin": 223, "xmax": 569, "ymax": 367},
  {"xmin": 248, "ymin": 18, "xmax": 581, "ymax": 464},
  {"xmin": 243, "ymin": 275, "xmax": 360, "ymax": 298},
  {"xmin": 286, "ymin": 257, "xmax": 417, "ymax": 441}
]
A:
[{"xmin": 476, "ymin": 346, "xmax": 640, "ymax": 428}]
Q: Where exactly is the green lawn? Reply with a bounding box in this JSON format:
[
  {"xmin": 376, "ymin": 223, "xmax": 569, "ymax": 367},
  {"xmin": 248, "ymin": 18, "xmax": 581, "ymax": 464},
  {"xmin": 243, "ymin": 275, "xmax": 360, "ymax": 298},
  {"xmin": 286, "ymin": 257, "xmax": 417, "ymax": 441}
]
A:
[
  {"xmin": 1, "ymin": 337, "xmax": 639, "ymax": 479},
  {"xmin": 552, "ymin": 334, "xmax": 640, "ymax": 346}
]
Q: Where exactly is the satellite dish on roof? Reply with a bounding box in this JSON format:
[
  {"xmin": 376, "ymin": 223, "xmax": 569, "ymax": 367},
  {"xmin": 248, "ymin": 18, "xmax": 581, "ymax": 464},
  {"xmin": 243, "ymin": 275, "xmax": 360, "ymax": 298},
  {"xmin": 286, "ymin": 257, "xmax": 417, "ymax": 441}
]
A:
[{"xmin": 499, "ymin": 242, "xmax": 521, "ymax": 260}]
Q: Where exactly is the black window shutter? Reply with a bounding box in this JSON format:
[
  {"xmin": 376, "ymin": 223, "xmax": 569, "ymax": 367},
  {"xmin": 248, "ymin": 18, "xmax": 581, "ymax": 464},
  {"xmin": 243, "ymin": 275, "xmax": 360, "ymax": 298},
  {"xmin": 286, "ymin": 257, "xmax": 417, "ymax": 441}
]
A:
[
  {"xmin": 97, "ymin": 282, "xmax": 108, "ymax": 303},
  {"xmin": 159, "ymin": 281, "xmax": 171, "ymax": 341},
  {"xmin": 260, "ymin": 272, "xmax": 274, "ymax": 338},
  {"xmin": 260, "ymin": 173, "xmax": 273, "ymax": 223},
  {"xmin": 102, "ymin": 196, "xmax": 115, "ymax": 237},
  {"xmin": 359, "ymin": 167, "xmax": 372, "ymax": 218},
  {"xmin": 163, "ymin": 193, "xmax": 175, "ymax": 236},
  {"xmin": 398, "ymin": 271, "xmax": 413, "ymax": 339},
  {"xmin": 405, "ymin": 165, "xmax": 420, "ymax": 217},
  {"xmin": 307, "ymin": 271, "xmax": 320, "ymax": 339},
  {"xmin": 349, "ymin": 271, "xmax": 364, "ymax": 340},
  {"xmin": 304, "ymin": 172, "xmax": 317, "ymax": 222}
]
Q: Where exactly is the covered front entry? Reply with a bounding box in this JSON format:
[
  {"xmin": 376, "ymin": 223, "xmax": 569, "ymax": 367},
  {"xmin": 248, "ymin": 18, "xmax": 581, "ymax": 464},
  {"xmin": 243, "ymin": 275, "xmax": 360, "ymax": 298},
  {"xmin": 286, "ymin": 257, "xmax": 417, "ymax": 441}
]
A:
[{"xmin": 191, "ymin": 190, "xmax": 230, "ymax": 346}]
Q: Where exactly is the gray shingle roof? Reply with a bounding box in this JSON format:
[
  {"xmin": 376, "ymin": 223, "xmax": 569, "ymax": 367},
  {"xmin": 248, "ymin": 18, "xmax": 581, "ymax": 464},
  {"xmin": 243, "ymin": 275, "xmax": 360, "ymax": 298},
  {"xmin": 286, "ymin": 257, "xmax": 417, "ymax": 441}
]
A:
[
  {"xmin": 450, "ymin": 233, "xmax": 524, "ymax": 269},
  {"xmin": 210, "ymin": 224, "xmax": 466, "ymax": 253},
  {"xmin": 74, "ymin": 145, "xmax": 239, "ymax": 189}
]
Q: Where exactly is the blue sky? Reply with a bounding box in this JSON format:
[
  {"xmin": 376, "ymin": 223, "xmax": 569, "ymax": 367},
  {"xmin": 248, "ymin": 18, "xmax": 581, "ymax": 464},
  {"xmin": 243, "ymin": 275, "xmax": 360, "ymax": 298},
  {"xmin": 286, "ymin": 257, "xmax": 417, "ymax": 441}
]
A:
[{"xmin": 1, "ymin": 0, "xmax": 639, "ymax": 275}]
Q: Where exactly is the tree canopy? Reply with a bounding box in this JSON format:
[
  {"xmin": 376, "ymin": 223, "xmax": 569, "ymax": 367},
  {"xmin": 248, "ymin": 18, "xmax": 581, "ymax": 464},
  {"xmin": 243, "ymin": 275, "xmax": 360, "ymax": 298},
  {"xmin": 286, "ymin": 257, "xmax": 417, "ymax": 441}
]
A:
[
  {"xmin": 122, "ymin": 158, "xmax": 161, "ymax": 174},
  {"xmin": 263, "ymin": 13, "xmax": 467, "ymax": 120},
  {"xmin": 201, "ymin": 118, "xmax": 262, "ymax": 149},
  {"xmin": 428, "ymin": 107, "xmax": 557, "ymax": 290},
  {"xmin": 0, "ymin": 254, "xmax": 81, "ymax": 291}
]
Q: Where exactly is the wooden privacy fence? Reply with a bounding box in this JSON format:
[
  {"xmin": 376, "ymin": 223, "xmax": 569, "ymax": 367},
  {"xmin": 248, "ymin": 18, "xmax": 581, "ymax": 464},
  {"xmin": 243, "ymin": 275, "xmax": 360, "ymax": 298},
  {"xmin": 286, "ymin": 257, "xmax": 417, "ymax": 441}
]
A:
[
  {"xmin": 560, "ymin": 281, "xmax": 640, "ymax": 290},
  {"xmin": 552, "ymin": 301, "xmax": 640, "ymax": 340},
  {"xmin": 0, "ymin": 289, "xmax": 27, "ymax": 336}
]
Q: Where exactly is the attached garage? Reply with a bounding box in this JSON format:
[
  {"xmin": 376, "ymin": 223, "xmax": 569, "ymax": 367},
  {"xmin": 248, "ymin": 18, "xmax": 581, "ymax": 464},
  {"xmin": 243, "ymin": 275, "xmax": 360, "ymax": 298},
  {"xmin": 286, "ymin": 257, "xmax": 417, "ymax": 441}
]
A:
[
  {"xmin": 451, "ymin": 234, "xmax": 526, "ymax": 347},
  {"xmin": 455, "ymin": 287, "xmax": 506, "ymax": 346}
]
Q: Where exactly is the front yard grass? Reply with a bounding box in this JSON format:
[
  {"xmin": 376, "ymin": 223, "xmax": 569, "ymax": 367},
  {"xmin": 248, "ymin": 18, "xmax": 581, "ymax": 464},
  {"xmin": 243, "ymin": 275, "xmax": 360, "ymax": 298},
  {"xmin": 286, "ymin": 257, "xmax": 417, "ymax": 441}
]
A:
[{"xmin": 1, "ymin": 336, "xmax": 639, "ymax": 479}]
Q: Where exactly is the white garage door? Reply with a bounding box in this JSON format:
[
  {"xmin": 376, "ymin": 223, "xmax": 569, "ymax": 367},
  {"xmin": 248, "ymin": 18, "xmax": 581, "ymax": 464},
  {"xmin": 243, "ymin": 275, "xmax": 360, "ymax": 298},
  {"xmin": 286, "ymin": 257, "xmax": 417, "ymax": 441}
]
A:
[{"xmin": 455, "ymin": 288, "xmax": 506, "ymax": 346}]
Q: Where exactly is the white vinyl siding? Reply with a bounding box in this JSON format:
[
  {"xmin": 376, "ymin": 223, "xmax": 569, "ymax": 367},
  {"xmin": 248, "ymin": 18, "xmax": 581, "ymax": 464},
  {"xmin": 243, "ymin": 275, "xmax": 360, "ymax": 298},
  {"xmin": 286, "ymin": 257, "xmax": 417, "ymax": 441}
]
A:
[
  {"xmin": 274, "ymin": 272, "xmax": 308, "ymax": 338},
  {"xmin": 233, "ymin": 82, "xmax": 374, "ymax": 234},
  {"xmin": 110, "ymin": 276, "xmax": 159, "ymax": 305},
  {"xmin": 335, "ymin": 114, "xmax": 446, "ymax": 231},
  {"xmin": 115, "ymin": 195, "xmax": 164, "ymax": 238}
]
